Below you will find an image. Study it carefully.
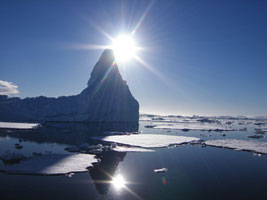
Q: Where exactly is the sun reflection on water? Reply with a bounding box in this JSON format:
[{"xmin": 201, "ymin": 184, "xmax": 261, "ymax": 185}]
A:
[{"xmin": 112, "ymin": 174, "xmax": 126, "ymax": 190}]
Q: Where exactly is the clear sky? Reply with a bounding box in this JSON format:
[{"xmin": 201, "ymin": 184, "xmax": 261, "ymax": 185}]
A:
[{"xmin": 0, "ymin": 0, "xmax": 266, "ymax": 117}]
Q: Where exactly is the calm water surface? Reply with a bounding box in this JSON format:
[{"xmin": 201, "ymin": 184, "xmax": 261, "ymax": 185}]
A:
[{"xmin": 0, "ymin": 121, "xmax": 267, "ymax": 200}]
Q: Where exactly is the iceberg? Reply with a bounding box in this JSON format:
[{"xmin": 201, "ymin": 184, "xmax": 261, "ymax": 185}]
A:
[
  {"xmin": 0, "ymin": 49, "xmax": 139, "ymax": 122},
  {"xmin": 205, "ymin": 139, "xmax": 267, "ymax": 154},
  {"xmin": 92, "ymin": 134, "xmax": 199, "ymax": 148}
]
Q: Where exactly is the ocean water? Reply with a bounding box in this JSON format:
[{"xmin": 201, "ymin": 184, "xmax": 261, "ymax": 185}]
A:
[{"xmin": 0, "ymin": 119, "xmax": 267, "ymax": 200}]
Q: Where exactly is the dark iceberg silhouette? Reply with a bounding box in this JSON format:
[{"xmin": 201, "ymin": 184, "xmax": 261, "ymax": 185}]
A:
[{"xmin": 0, "ymin": 49, "xmax": 139, "ymax": 122}]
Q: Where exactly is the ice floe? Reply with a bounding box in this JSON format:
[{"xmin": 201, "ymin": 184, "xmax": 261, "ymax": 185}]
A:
[
  {"xmin": 254, "ymin": 127, "xmax": 267, "ymax": 134},
  {"xmin": 0, "ymin": 154, "xmax": 98, "ymax": 175},
  {"xmin": 205, "ymin": 139, "xmax": 267, "ymax": 154},
  {"xmin": 92, "ymin": 134, "xmax": 199, "ymax": 148},
  {"xmin": 112, "ymin": 146, "xmax": 155, "ymax": 152},
  {"xmin": 0, "ymin": 122, "xmax": 39, "ymax": 129},
  {"xmin": 154, "ymin": 168, "xmax": 168, "ymax": 173}
]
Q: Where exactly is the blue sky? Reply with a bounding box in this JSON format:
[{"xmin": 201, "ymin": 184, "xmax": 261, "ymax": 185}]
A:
[{"xmin": 0, "ymin": 0, "xmax": 266, "ymax": 116}]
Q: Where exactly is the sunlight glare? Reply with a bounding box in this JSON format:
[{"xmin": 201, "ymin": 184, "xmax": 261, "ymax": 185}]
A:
[
  {"xmin": 112, "ymin": 35, "xmax": 137, "ymax": 62},
  {"xmin": 112, "ymin": 174, "xmax": 126, "ymax": 190}
]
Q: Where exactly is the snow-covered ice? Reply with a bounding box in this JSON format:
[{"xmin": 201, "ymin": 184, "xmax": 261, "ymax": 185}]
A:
[
  {"xmin": 92, "ymin": 134, "xmax": 199, "ymax": 148},
  {"xmin": 0, "ymin": 154, "xmax": 98, "ymax": 175},
  {"xmin": 0, "ymin": 122, "xmax": 39, "ymax": 129},
  {"xmin": 112, "ymin": 146, "xmax": 155, "ymax": 152},
  {"xmin": 205, "ymin": 139, "xmax": 267, "ymax": 154}
]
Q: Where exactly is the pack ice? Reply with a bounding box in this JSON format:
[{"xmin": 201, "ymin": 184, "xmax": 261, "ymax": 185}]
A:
[{"xmin": 205, "ymin": 139, "xmax": 267, "ymax": 154}]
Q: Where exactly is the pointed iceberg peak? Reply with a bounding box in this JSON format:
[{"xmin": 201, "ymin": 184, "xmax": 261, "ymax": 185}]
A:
[
  {"xmin": 87, "ymin": 49, "xmax": 121, "ymax": 87},
  {"xmin": 98, "ymin": 49, "xmax": 115, "ymax": 64}
]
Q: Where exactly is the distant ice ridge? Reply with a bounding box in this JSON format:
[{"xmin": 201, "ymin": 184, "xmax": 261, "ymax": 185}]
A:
[
  {"xmin": 0, "ymin": 122, "xmax": 39, "ymax": 129},
  {"xmin": 0, "ymin": 154, "xmax": 98, "ymax": 175},
  {"xmin": 92, "ymin": 134, "xmax": 199, "ymax": 148},
  {"xmin": 140, "ymin": 114, "xmax": 267, "ymax": 131},
  {"xmin": 205, "ymin": 139, "xmax": 267, "ymax": 154},
  {"xmin": 140, "ymin": 114, "xmax": 267, "ymax": 121},
  {"xmin": 153, "ymin": 123, "xmax": 233, "ymax": 131}
]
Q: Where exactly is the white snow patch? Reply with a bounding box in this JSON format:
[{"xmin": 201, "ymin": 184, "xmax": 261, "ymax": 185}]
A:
[
  {"xmin": 92, "ymin": 134, "xmax": 199, "ymax": 148},
  {"xmin": 0, "ymin": 122, "xmax": 39, "ymax": 129},
  {"xmin": 205, "ymin": 139, "xmax": 267, "ymax": 154},
  {"xmin": 112, "ymin": 146, "xmax": 155, "ymax": 152},
  {"xmin": 0, "ymin": 154, "xmax": 98, "ymax": 175}
]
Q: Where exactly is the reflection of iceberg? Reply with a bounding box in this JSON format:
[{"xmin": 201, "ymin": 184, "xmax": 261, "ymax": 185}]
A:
[
  {"xmin": 0, "ymin": 122, "xmax": 139, "ymax": 146},
  {"xmin": 89, "ymin": 151, "xmax": 126, "ymax": 195}
]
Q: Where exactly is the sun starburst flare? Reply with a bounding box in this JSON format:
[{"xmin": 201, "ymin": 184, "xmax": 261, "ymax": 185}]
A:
[{"xmin": 111, "ymin": 35, "xmax": 138, "ymax": 62}]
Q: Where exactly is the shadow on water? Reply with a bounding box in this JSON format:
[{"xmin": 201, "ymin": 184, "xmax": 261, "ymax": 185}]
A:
[
  {"xmin": 0, "ymin": 122, "xmax": 139, "ymax": 146},
  {"xmin": 88, "ymin": 151, "xmax": 126, "ymax": 195}
]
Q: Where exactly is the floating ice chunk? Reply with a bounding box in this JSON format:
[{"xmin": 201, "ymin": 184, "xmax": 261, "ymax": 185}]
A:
[
  {"xmin": 205, "ymin": 139, "xmax": 267, "ymax": 154},
  {"xmin": 66, "ymin": 172, "xmax": 75, "ymax": 178},
  {"xmin": 254, "ymin": 128, "xmax": 267, "ymax": 134},
  {"xmin": 254, "ymin": 122, "xmax": 265, "ymax": 126},
  {"xmin": 92, "ymin": 134, "xmax": 199, "ymax": 148},
  {"xmin": 0, "ymin": 154, "xmax": 98, "ymax": 175},
  {"xmin": 0, "ymin": 122, "xmax": 39, "ymax": 129},
  {"xmin": 197, "ymin": 118, "xmax": 220, "ymax": 123},
  {"xmin": 112, "ymin": 146, "xmax": 155, "ymax": 152},
  {"xmin": 154, "ymin": 168, "xmax": 168, "ymax": 173}
]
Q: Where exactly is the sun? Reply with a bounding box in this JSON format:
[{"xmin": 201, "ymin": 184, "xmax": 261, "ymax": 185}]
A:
[{"xmin": 111, "ymin": 35, "xmax": 137, "ymax": 62}]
